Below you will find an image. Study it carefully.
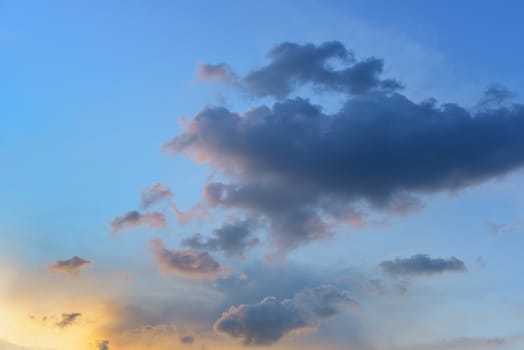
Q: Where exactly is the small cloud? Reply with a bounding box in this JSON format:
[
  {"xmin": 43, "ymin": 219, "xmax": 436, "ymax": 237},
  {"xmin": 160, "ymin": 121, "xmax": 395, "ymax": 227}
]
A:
[
  {"xmin": 182, "ymin": 219, "xmax": 259, "ymax": 258},
  {"xmin": 48, "ymin": 256, "xmax": 91, "ymax": 276},
  {"xmin": 214, "ymin": 285, "xmax": 356, "ymax": 345},
  {"xmin": 56, "ymin": 313, "xmax": 81, "ymax": 328},
  {"xmin": 197, "ymin": 63, "xmax": 236, "ymax": 84},
  {"xmin": 150, "ymin": 239, "xmax": 228, "ymax": 279},
  {"xmin": 380, "ymin": 254, "xmax": 466, "ymax": 277},
  {"xmin": 110, "ymin": 210, "xmax": 166, "ymax": 232},
  {"xmin": 140, "ymin": 183, "xmax": 173, "ymax": 209},
  {"xmin": 96, "ymin": 340, "xmax": 109, "ymax": 350},
  {"xmin": 180, "ymin": 335, "xmax": 195, "ymax": 344}
]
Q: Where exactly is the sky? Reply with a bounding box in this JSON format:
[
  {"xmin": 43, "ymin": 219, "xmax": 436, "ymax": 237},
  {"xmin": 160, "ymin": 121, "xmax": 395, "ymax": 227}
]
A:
[{"xmin": 1, "ymin": 1, "xmax": 524, "ymax": 349}]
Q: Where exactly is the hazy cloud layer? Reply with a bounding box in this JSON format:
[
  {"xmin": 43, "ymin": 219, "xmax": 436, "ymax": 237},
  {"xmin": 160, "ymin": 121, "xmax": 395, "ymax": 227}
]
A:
[
  {"xmin": 140, "ymin": 183, "xmax": 173, "ymax": 209},
  {"xmin": 110, "ymin": 210, "xmax": 166, "ymax": 232},
  {"xmin": 380, "ymin": 254, "xmax": 466, "ymax": 276},
  {"xmin": 48, "ymin": 256, "xmax": 91, "ymax": 276},
  {"xmin": 150, "ymin": 239, "xmax": 227, "ymax": 279},
  {"xmin": 182, "ymin": 219, "xmax": 259, "ymax": 257},
  {"xmin": 167, "ymin": 42, "xmax": 524, "ymax": 253},
  {"xmin": 214, "ymin": 285, "xmax": 356, "ymax": 345}
]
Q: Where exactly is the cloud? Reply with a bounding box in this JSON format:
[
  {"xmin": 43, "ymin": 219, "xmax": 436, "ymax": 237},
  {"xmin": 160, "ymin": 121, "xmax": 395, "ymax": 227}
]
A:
[
  {"xmin": 150, "ymin": 239, "xmax": 228, "ymax": 279},
  {"xmin": 171, "ymin": 203, "xmax": 209, "ymax": 224},
  {"xmin": 179, "ymin": 335, "xmax": 194, "ymax": 344},
  {"xmin": 182, "ymin": 219, "xmax": 259, "ymax": 257},
  {"xmin": 214, "ymin": 285, "xmax": 356, "ymax": 345},
  {"xmin": 140, "ymin": 183, "xmax": 173, "ymax": 209},
  {"xmin": 165, "ymin": 41, "xmax": 524, "ymax": 253},
  {"xmin": 48, "ymin": 256, "xmax": 91, "ymax": 276},
  {"xmin": 110, "ymin": 210, "xmax": 166, "ymax": 232},
  {"xmin": 379, "ymin": 254, "xmax": 466, "ymax": 277},
  {"xmin": 197, "ymin": 63, "xmax": 236, "ymax": 84},
  {"xmin": 238, "ymin": 41, "xmax": 401, "ymax": 98},
  {"xmin": 56, "ymin": 312, "xmax": 81, "ymax": 328},
  {"xmin": 96, "ymin": 340, "xmax": 110, "ymax": 350}
]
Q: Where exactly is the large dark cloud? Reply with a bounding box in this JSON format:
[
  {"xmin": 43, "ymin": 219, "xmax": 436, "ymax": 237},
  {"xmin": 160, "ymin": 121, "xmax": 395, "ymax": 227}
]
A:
[
  {"xmin": 110, "ymin": 210, "xmax": 166, "ymax": 232},
  {"xmin": 213, "ymin": 285, "xmax": 355, "ymax": 345},
  {"xmin": 380, "ymin": 254, "xmax": 466, "ymax": 277},
  {"xmin": 150, "ymin": 239, "xmax": 227, "ymax": 279},
  {"xmin": 48, "ymin": 256, "xmax": 91, "ymax": 276},
  {"xmin": 182, "ymin": 219, "xmax": 259, "ymax": 258},
  {"xmin": 166, "ymin": 41, "xmax": 524, "ymax": 253}
]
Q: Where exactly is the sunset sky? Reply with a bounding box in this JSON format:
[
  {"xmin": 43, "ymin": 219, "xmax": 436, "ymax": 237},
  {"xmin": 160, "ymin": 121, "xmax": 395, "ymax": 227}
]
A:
[{"xmin": 1, "ymin": 1, "xmax": 524, "ymax": 349}]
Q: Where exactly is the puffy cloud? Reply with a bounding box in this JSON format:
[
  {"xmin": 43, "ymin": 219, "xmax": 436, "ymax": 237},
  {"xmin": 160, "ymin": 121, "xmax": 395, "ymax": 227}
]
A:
[
  {"xmin": 56, "ymin": 312, "xmax": 81, "ymax": 328},
  {"xmin": 48, "ymin": 256, "xmax": 91, "ymax": 276},
  {"xmin": 110, "ymin": 210, "xmax": 166, "ymax": 232},
  {"xmin": 140, "ymin": 183, "xmax": 173, "ymax": 209},
  {"xmin": 166, "ymin": 51, "xmax": 524, "ymax": 252},
  {"xmin": 240, "ymin": 41, "xmax": 401, "ymax": 98},
  {"xmin": 214, "ymin": 285, "xmax": 356, "ymax": 345},
  {"xmin": 179, "ymin": 335, "xmax": 194, "ymax": 344},
  {"xmin": 150, "ymin": 239, "xmax": 228, "ymax": 279},
  {"xmin": 182, "ymin": 219, "xmax": 259, "ymax": 257},
  {"xmin": 197, "ymin": 63, "xmax": 236, "ymax": 84},
  {"xmin": 380, "ymin": 254, "xmax": 466, "ymax": 277}
]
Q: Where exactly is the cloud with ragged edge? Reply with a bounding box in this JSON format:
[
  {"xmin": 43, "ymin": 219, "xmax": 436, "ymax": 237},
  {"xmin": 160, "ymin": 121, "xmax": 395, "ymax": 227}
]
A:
[
  {"xmin": 164, "ymin": 40, "xmax": 524, "ymax": 256},
  {"xmin": 56, "ymin": 312, "xmax": 81, "ymax": 328},
  {"xmin": 380, "ymin": 254, "xmax": 466, "ymax": 277},
  {"xmin": 150, "ymin": 239, "xmax": 229, "ymax": 279},
  {"xmin": 182, "ymin": 219, "xmax": 259, "ymax": 258},
  {"xmin": 48, "ymin": 256, "xmax": 91, "ymax": 276},
  {"xmin": 214, "ymin": 285, "xmax": 356, "ymax": 346},
  {"xmin": 140, "ymin": 182, "xmax": 173, "ymax": 209},
  {"xmin": 110, "ymin": 210, "xmax": 166, "ymax": 232}
]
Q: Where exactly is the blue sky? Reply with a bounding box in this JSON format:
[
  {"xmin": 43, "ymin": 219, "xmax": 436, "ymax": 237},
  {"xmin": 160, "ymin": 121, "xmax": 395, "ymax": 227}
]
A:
[{"xmin": 1, "ymin": 1, "xmax": 524, "ymax": 350}]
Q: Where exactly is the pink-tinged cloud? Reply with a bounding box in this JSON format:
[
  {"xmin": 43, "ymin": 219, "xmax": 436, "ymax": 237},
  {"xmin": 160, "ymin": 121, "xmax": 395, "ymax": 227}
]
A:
[
  {"xmin": 171, "ymin": 203, "xmax": 209, "ymax": 224},
  {"xmin": 110, "ymin": 210, "xmax": 166, "ymax": 232},
  {"xmin": 48, "ymin": 256, "xmax": 91, "ymax": 276},
  {"xmin": 150, "ymin": 239, "xmax": 228, "ymax": 279},
  {"xmin": 197, "ymin": 63, "xmax": 236, "ymax": 84},
  {"xmin": 140, "ymin": 183, "xmax": 174, "ymax": 209}
]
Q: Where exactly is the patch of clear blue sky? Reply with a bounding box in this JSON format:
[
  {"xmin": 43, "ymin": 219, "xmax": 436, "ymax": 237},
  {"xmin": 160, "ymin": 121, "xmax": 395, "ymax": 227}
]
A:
[{"xmin": 0, "ymin": 0, "xmax": 523, "ymax": 280}]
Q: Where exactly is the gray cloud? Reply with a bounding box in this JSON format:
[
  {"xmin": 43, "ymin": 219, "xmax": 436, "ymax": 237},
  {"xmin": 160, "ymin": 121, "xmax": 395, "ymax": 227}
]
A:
[
  {"xmin": 182, "ymin": 219, "xmax": 259, "ymax": 258},
  {"xmin": 167, "ymin": 41, "xmax": 524, "ymax": 253},
  {"xmin": 48, "ymin": 256, "xmax": 91, "ymax": 276},
  {"xmin": 56, "ymin": 312, "xmax": 81, "ymax": 328},
  {"xmin": 380, "ymin": 254, "xmax": 466, "ymax": 277},
  {"xmin": 96, "ymin": 340, "xmax": 109, "ymax": 350},
  {"xmin": 240, "ymin": 41, "xmax": 401, "ymax": 98},
  {"xmin": 214, "ymin": 285, "xmax": 356, "ymax": 345},
  {"xmin": 150, "ymin": 239, "xmax": 227, "ymax": 279},
  {"xmin": 197, "ymin": 63, "xmax": 236, "ymax": 84},
  {"xmin": 179, "ymin": 335, "xmax": 195, "ymax": 344},
  {"xmin": 110, "ymin": 210, "xmax": 166, "ymax": 232},
  {"xmin": 140, "ymin": 183, "xmax": 173, "ymax": 209}
]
